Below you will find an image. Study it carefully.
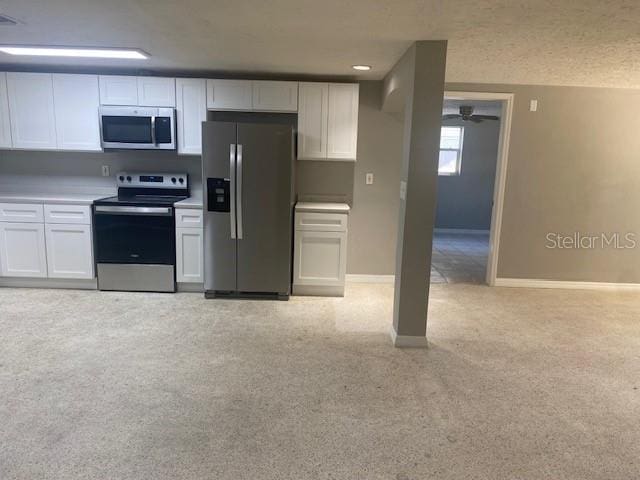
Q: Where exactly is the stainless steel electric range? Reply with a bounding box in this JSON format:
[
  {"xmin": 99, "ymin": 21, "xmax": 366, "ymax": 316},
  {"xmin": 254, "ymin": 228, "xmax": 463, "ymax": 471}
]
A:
[{"xmin": 93, "ymin": 172, "xmax": 189, "ymax": 292}]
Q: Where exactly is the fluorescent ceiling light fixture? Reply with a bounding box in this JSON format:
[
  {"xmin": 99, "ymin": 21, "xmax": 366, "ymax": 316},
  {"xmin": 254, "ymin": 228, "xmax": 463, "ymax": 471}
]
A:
[
  {"xmin": 352, "ymin": 65, "xmax": 371, "ymax": 71},
  {"xmin": 0, "ymin": 46, "xmax": 149, "ymax": 59}
]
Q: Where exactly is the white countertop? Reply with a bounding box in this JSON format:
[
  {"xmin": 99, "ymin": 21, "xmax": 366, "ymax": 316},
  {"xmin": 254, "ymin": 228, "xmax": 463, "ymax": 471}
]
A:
[
  {"xmin": 175, "ymin": 192, "xmax": 203, "ymax": 209},
  {"xmin": 295, "ymin": 202, "xmax": 351, "ymax": 214},
  {"xmin": 0, "ymin": 192, "xmax": 108, "ymax": 206}
]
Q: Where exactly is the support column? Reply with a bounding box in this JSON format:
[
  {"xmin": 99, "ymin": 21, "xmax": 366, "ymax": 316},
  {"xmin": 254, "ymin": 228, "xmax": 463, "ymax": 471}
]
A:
[{"xmin": 386, "ymin": 41, "xmax": 448, "ymax": 347}]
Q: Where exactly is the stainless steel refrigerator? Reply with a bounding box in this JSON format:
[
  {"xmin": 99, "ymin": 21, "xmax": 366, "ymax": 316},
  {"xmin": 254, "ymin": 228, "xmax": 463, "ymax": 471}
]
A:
[{"xmin": 202, "ymin": 120, "xmax": 294, "ymax": 299}]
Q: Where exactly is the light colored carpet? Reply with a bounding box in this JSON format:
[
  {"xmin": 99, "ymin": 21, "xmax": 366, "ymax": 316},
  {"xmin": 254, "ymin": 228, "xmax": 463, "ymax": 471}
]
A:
[{"xmin": 1, "ymin": 283, "xmax": 639, "ymax": 479}]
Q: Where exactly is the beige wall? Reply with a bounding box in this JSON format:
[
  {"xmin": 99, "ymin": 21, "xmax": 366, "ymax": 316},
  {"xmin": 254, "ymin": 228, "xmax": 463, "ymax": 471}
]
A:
[
  {"xmin": 446, "ymin": 83, "xmax": 640, "ymax": 283},
  {"xmin": 348, "ymin": 82, "xmax": 403, "ymax": 274},
  {"xmin": 349, "ymin": 81, "xmax": 640, "ymax": 284}
]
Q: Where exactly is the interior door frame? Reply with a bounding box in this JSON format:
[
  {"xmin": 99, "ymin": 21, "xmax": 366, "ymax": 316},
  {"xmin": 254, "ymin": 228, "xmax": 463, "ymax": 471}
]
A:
[{"xmin": 443, "ymin": 90, "xmax": 514, "ymax": 286}]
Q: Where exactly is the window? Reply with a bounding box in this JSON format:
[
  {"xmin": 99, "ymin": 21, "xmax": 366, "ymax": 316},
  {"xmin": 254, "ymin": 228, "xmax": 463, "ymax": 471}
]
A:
[{"xmin": 439, "ymin": 126, "xmax": 464, "ymax": 175}]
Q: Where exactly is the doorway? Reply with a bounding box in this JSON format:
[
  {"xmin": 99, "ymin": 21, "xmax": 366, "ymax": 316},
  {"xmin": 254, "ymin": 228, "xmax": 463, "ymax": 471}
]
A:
[{"xmin": 431, "ymin": 91, "xmax": 514, "ymax": 286}]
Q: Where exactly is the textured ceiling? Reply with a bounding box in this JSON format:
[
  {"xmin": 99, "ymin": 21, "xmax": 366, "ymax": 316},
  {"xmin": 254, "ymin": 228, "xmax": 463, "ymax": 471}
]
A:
[{"xmin": 1, "ymin": 0, "xmax": 639, "ymax": 87}]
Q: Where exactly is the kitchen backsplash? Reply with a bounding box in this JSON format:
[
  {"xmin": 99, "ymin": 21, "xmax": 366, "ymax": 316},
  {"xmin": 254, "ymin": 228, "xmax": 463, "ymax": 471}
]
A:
[
  {"xmin": 0, "ymin": 149, "xmax": 202, "ymax": 195},
  {"xmin": 0, "ymin": 150, "xmax": 355, "ymax": 204}
]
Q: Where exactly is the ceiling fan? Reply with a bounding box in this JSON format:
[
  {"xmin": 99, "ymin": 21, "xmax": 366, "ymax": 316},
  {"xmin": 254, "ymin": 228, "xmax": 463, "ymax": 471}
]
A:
[{"xmin": 442, "ymin": 105, "xmax": 499, "ymax": 123}]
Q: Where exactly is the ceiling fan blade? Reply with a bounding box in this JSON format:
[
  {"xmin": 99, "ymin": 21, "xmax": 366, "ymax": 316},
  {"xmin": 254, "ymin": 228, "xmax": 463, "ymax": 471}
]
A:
[
  {"xmin": 473, "ymin": 115, "xmax": 500, "ymax": 121},
  {"xmin": 442, "ymin": 114, "xmax": 461, "ymax": 120},
  {"xmin": 469, "ymin": 117, "xmax": 483, "ymax": 123}
]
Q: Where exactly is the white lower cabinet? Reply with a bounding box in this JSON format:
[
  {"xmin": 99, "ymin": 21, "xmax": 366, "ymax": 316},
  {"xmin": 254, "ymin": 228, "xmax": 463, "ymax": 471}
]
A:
[
  {"xmin": 0, "ymin": 202, "xmax": 95, "ymax": 281},
  {"xmin": 0, "ymin": 222, "xmax": 47, "ymax": 277},
  {"xmin": 293, "ymin": 207, "xmax": 348, "ymax": 296},
  {"xmin": 176, "ymin": 210, "xmax": 203, "ymax": 284},
  {"xmin": 45, "ymin": 224, "xmax": 94, "ymax": 279}
]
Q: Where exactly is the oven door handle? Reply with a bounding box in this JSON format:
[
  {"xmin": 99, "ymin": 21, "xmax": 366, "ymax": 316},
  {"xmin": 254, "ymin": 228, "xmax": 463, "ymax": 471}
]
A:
[{"xmin": 94, "ymin": 206, "xmax": 173, "ymax": 216}]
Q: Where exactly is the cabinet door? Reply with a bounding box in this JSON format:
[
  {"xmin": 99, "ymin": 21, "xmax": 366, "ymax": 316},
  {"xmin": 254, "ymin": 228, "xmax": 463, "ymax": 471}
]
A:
[
  {"xmin": 252, "ymin": 81, "xmax": 298, "ymax": 112},
  {"xmin": 176, "ymin": 227, "xmax": 203, "ymax": 283},
  {"xmin": 99, "ymin": 75, "xmax": 138, "ymax": 105},
  {"xmin": 45, "ymin": 223, "xmax": 94, "ymax": 279},
  {"xmin": 137, "ymin": 77, "xmax": 176, "ymax": 107},
  {"xmin": 327, "ymin": 83, "xmax": 359, "ymax": 160},
  {"xmin": 0, "ymin": 222, "xmax": 47, "ymax": 278},
  {"xmin": 206, "ymin": 79, "xmax": 252, "ymax": 111},
  {"xmin": 176, "ymin": 78, "xmax": 206, "ymax": 155},
  {"xmin": 293, "ymin": 230, "xmax": 347, "ymax": 286},
  {"xmin": 7, "ymin": 73, "xmax": 57, "ymax": 150},
  {"xmin": 52, "ymin": 74, "xmax": 101, "ymax": 151},
  {"xmin": 297, "ymin": 82, "xmax": 328, "ymax": 160},
  {"xmin": 0, "ymin": 72, "xmax": 11, "ymax": 148}
]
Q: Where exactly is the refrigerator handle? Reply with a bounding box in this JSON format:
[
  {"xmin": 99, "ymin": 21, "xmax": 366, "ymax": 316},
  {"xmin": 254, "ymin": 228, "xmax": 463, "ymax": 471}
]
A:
[
  {"xmin": 237, "ymin": 144, "xmax": 244, "ymax": 240},
  {"xmin": 229, "ymin": 144, "xmax": 237, "ymax": 239}
]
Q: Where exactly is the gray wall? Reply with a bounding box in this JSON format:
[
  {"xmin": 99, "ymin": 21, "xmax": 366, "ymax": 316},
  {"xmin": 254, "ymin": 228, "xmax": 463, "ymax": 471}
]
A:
[{"xmin": 435, "ymin": 118, "xmax": 499, "ymax": 230}]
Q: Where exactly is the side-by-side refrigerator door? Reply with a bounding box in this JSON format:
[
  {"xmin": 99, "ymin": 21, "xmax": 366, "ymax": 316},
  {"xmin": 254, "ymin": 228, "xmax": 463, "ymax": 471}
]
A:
[
  {"xmin": 236, "ymin": 123, "xmax": 294, "ymax": 295},
  {"xmin": 202, "ymin": 121, "xmax": 237, "ymax": 293}
]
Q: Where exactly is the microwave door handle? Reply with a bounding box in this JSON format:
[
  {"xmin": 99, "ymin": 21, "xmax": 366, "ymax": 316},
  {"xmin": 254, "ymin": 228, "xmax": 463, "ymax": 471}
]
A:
[
  {"xmin": 151, "ymin": 115, "xmax": 156, "ymax": 145},
  {"xmin": 229, "ymin": 144, "xmax": 237, "ymax": 239}
]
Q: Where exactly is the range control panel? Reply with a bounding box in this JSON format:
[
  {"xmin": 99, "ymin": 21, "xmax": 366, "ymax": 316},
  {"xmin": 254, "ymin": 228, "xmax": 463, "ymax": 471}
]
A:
[
  {"xmin": 116, "ymin": 172, "xmax": 188, "ymax": 189},
  {"xmin": 207, "ymin": 177, "xmax": 230, "ymax": 212}
]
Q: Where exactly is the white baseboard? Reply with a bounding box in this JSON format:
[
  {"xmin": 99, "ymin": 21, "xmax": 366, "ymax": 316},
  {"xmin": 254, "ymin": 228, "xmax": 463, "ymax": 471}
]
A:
[
  {"xmin": 346, "ymin": 274, "xmax": 395, "ymax": 284},
  {"xmin": 495, "ymin": 277, "xmax": 640, "ymax": 291},
  {"xmin": 390, "ymin": 327, "xmax": 428, "ymax": 348},
  {"xmin": 434, "ymin": 228, "xmax": 490, "ymax": 235}
]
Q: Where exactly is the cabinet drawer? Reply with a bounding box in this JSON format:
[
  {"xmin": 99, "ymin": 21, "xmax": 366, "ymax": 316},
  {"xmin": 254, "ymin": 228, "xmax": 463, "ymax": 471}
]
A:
[
  {"xmin": 44, "ymin": 204, "xmax": 91, "ymax": 225},
  {"xmin": 0, "ymin": 203, "xmax": 44, "ymax": 223},
  {"xmin": 295, "ymin": 212, "xmax": 347, "ymax": 232},
  {"xmin": 175, "ymin": 208, "xmax": 203, "ymax": 228}
]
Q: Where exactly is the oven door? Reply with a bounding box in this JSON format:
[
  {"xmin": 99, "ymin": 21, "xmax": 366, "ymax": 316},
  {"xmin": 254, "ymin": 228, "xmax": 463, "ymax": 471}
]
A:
[{"xmin": 93, "ymin": 206, "xmax": 175, "ymax": 265}]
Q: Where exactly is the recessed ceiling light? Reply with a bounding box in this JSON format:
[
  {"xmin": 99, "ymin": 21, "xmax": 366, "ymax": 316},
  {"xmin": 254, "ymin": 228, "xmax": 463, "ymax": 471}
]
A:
[
  {"xmin": 352, "ymin": 65, "xmax": 371, "ymax": 71},
  {"xmin": 0, "ymin": 46, "xmax": 149, "ymax": 59}
]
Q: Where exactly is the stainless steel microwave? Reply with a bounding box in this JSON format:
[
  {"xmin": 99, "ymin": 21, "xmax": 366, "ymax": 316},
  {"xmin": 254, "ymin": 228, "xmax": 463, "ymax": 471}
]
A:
[{"xmin": 99, "ymin": 106, "xmax": 176, "ymax": 150}]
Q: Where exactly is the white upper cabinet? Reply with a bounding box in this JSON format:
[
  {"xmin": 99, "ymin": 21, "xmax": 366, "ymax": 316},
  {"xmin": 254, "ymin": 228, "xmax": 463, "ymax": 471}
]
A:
[
  {"xmin": 327, "ymin": 83, "xmax": 359, "ymax": 160},
  {"xmin": 137, "ymin": 76, "xmax": 176, "ymax": 107},
  {"xmin": 7, "ymin": 73, "xmax": 57, "ymax": 150},
  {"xmin": 297, "ymin": 82, "xmax": 359, "ymax": 161},
  {"xmin": 176, "ymin": 78, "xmax": 206, "ymax": 155},
  {"xmin": 252, "ymin": 81, "xmax": 298, "ymax": 112},
  {"xmin": 207, "ymin": 79, "xmax": 253, "ymax": 111},
  {"xmin": 0, "ymin": 73, "xmax": 11, "ymax": 148},
  {"xmin": 297, "ymin": 82, "xmax": 329, "ymax": 160},
  {"xmin": 52, "ymin": 74, "xmax": 101, "ymax": 151},
  {"xmin": 99, "ymin": 75, "xmax": 138, "ymax": 105}
]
